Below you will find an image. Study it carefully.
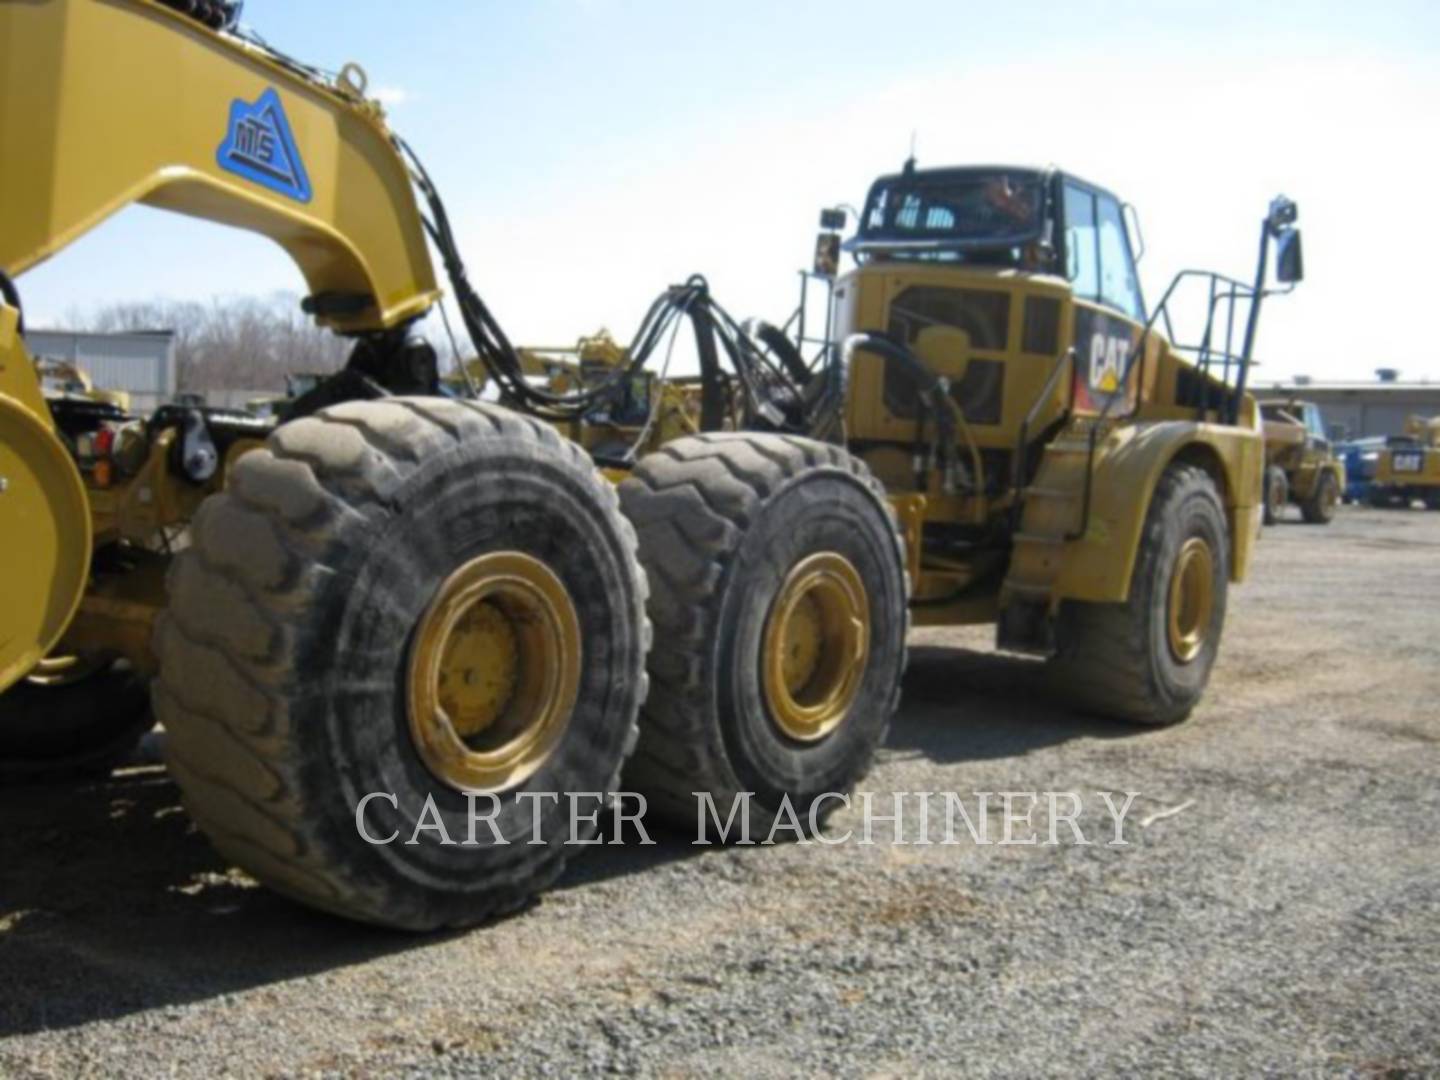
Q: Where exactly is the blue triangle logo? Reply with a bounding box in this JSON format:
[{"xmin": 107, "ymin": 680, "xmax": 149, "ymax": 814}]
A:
[{"xmin": 216, "ymin": 87, "xmax": 313, "ymax": 203}]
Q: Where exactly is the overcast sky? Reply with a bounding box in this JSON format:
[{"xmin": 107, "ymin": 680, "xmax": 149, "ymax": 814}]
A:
[{"xmin": 17, "ymin": 0, "xmax": 1440, "ymax": 382}]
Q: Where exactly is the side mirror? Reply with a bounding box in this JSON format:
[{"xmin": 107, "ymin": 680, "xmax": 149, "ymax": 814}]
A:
[
  {"xmin": 1267, "ymin": 195, "xmax": 1298, "ymax": 233},
  {"xmin": 813, "ymin": 232, "xmax": 841, "ymax": 278},
  {"xmin": 1276, "ymin": 228, "xmax": 1304, "ymax": 284},
  {"xmin": 819, "ymin": 207, "xmax": 847, "ymax": 231}
]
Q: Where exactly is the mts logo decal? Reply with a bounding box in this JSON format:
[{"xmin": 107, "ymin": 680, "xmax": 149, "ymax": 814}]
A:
[{"xmin": 216, "ymin": 87, "xmax": 313, "ymax": 203}]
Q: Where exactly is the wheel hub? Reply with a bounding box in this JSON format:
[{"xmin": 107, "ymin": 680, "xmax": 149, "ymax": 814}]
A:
[
  {"xmin": 407, "ymin": 551, "xmax": 581, "ymax": 793},
  {"xmin": 1166, "ymin": 537, "xmax": 1215, "ymax": 664},
  {"xmin": 762, "ymin": 552, "xmax": 870, "ymax": 742}
]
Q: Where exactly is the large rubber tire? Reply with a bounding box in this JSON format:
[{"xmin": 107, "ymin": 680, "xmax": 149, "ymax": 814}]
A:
[
  {"xmin": 618, "ymin": 434, "xmax": 908, "ymax": 832},
  {"xmin": 1425, "ymin": 490, "xmax": 1440, "ymax": 511},
  {"xmin": 1262, "ymin": 465, "xmax": 1287, "ymax": 526},
  {"xmin": 0, "ymin": 661, "xmax": 152, "ymax": 782},
  {"xmin": 1300, "ymin": 468, "xmax": 1339, "ymax": 524},
  {"xmin": 1048, "ymin": 464, "xmax": 1229, "ymax": 726},
  {"xmin": 153, "ymin": 399, "xmax": 650, "ymax": 930}
]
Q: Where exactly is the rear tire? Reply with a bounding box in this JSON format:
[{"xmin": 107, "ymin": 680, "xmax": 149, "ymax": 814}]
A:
[
  {"xmin": 1301, "ymin": 469, "xmax": 1339, "ymax": 524},
  {"xmin": 1262, "ymin": 465, "xmax": 1287, "ymax": 526},
  {"xmin": 618, "ymin": 434, "xmax": 908, "ymax": 832},
  {"xmin": 1048, "ymin": 464, "xmax": 1229, "ymax": 725},
  {"xmin": 0, "ymin": 659, "xmax": 151, "ymax": 782},
  {"xmin": 1425, "ymin": 490, "xmax": 1440, "ymax": 511},
  {"xmin": 154, "ymin": 399, "xmax": 650, "ymax": 930}
]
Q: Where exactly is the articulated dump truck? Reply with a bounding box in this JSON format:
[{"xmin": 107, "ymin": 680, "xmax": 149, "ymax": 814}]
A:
[
  {"xmin": 1259, "ymin": 398, "xmax": 1344, "ymax": 524},
  {"xmin": 0, "ymin": 0, "xmax": 1302, "ymax": 928},
  {"xmin": 1369, "ymin": 416, "xmax": 1440, "ymax": 509}
]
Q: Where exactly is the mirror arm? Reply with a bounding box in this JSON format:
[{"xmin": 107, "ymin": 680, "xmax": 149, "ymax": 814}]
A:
[{"xmin": 1123, "ymin": 202, "xmax": 1147, "ymax": 262}]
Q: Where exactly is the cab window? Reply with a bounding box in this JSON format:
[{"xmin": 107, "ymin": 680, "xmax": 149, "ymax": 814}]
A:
[
  {"xmin": 1097, "ymin": 195, "xmax": 1145, "ymax": 321},
  {"xmin": 1064, "ymin": 181, "xmax": 1145, "ymax": 323},
  {"xmin": 1063, "ymin": 184, "xmax": 1099, "ymax": 301}
]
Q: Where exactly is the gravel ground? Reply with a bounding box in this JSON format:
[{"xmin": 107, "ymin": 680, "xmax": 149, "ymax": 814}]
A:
[{"xmin": 1, "ymin": 505, "xmax": 1437, "ymax": 1077}]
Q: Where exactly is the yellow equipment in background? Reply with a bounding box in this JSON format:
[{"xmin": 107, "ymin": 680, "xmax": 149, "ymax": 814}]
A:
[
  {"xmin": 36, "ymin": 358, "xmax": 134, "ymax": 414},
  {"xmin": 0, "ymin": 0, "xmax": 1302, "ymax": 930},
  {"xmin": 1258, "ymin": 398, "xmax": 1344, "ymax": 524},
  {"xmin": 1371, "ymin": 415, "xmax": 1440, "ymax": 509}
]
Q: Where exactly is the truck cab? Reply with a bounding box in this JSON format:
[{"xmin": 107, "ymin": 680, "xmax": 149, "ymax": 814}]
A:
[{"xmin": 822, "ymin": 165, "xmax": 1283, "ymax": 628}]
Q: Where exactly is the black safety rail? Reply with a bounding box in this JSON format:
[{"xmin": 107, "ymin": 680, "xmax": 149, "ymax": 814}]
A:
[
  {"xmin": 1063, "ymin": 195, "xmax": 1301, "ymax": 540},
  {"xmin": 1150, "ymin": 268, "xmax": 1265, "ymax": 426},
  {"xmin": 785, "ymin": 269, "xmax": 840, "ymax": 370}
]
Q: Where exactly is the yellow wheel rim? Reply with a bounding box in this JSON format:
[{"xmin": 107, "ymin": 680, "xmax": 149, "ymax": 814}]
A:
[
  {"xmin": 1166, "ymin": 537, "xmax": 1215, "ymax": 664},
  {"xmin": 407, "ymin": 551, "xmax": 581, "ymax": 793},
  {"xmin": 762, "ymin": 552, "xmax": 870, "ymax": 742}
]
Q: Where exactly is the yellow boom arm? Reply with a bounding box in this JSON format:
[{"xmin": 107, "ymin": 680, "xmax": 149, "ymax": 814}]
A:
[
  {"xmin": 0, "ymin": 0, "xmax": 440, "ymax": 332},
  {"xmin": 0, "ymin": 0, "xmax": 450, "ymax": 690}
]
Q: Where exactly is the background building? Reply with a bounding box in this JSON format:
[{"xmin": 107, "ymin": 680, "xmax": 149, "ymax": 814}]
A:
[
  {"xmin": 27, "ymin": 328, "xmax": 177, "ymax": 415},
  {"xmin": 1254, "ymin": 371, "xmax": 1440, "ymax": 441}
]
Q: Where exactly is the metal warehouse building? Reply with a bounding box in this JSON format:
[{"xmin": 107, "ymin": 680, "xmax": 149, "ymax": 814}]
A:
[
  {"xmin": 26, "ymin": 328, "xmax": 177, "ymax": 415},
  {"xmin": 1254, "ymin": 376, "xmax": 1440, "ymax": 441}
]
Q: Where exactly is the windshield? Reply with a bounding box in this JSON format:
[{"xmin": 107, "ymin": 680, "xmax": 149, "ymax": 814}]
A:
[{"xmin": 857, "ymin": 169, "xmax": 1046, "ymax": 254}]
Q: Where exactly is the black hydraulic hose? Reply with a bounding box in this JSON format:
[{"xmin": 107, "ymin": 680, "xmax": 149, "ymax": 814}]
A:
[
  {"xmin": 690, "ymin": 301, "xmax": 727, "ymax": 432},
  {"xmin": 392, "ymin": 135, "xmax": 805, "ymax": 425},
  {"xmin": 745, "ymin": 319, "xmax": 812, "ymax": 387},
  {"xmin": 0, "ymin": 270, "xmax": 23, "ymax": 333},
  {"xmin": 396, "ymin": 135, "xmax": 674, "ymax": 416},
  {"xmin": 844, "ymin": 332, "xmax": 957, "ymax": 460}
]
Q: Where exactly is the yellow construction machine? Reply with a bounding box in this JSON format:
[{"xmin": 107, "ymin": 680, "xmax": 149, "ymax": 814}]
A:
[
  {"xmin": 442, "ymin": 330, "xmax": 704, "ymax": 463},
  {"xmin": 1370, "ymin": 415, "xmax": 1440, "ymax": 509},
  {"xmin": 0, "ymin": 1, "xmax": 1301, "ymax": 929},
  {"xmin": 36, "ymin": 357, "xmax": 134, "ymax": 414},
  {"xmin": 1258, "ymin": 398, "xmax": 1344, "ymax": 524}
]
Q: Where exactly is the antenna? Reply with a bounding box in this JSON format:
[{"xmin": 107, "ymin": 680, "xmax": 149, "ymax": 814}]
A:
[{"xmin": 904, "ymin": 130, "xmax": 918, "ymax": 172}]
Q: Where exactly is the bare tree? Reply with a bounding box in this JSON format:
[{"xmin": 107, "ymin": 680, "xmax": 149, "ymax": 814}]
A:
[{"xmin": 73, "ymin": 292, "xmax": 352, "ymax": 392}]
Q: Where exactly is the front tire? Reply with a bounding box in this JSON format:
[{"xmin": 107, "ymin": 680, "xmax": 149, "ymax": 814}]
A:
[
  {"xmin": 154, "ymin": 399, "xmax": 650, "ymax": 930},
  {"xmin": 1301, "ymin": 469, "xmax": 1339, "ymax": 524},
  {"xmin": 1048, "ymin": 464, "xmax": 1229, "ymax": 725},
  {"xmin": 618, "ymin": 434, "xmax": 908, "ymax": 832},
  {"xmin": 1263, "ymin": 465, "xmax": 1287, "ymax": 525}
]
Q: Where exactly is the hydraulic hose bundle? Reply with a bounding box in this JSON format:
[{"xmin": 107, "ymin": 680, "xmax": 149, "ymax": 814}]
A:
[
  {"xmin": 393, "ymin": 137, "xmax": 811, "ymax": 431},
  {"xmin": 156, "ymin": 0, "xmax": 243, "ymax": 31}
]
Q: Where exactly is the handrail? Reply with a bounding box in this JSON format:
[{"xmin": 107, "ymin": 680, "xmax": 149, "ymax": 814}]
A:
[
  {"xmin": 1011, "ymin": 347, "xmax": 1076, "ymax": 505},
  {"xmin": 1064, "ymin": 200, "xmax": 1289, "ymax": 540}
]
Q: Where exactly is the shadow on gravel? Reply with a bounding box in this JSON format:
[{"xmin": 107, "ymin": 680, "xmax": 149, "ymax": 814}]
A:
[
  {"xmin": 888, "ymin": 644, "xmax": 1136, "ymax": 761},
  {"xmin": 0, "ymin": 762, "xmax": 446, "ymax": 1039},
  {"xmin": 0, "ymin": 752, "xmax": 704, "ymax": 1038},
  {"xmin": 0, "ymin": 645, "xmax": 1130, "ymax": 1037}
]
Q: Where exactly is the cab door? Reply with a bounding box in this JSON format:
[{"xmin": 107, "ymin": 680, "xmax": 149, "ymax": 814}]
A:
[{"xmin": 1062, "ymin": 179, "xmax": 1147, "ymax": 414}]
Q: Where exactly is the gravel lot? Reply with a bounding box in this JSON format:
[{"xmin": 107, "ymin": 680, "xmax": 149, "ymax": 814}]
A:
[{"xmin": 2, "ymin": 505, "xmax": 1437, "ymax": 1077}]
